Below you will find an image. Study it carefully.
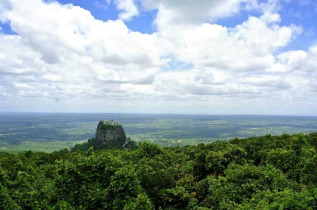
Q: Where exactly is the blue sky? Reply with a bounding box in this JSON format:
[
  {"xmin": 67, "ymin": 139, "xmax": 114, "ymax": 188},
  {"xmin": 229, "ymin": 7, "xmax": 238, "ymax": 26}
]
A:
[
  {"xmin": 26, "ymin": 0, "xmax": 317, "ymax": 50},
  {"xmin": 216, "ymin": 0, "xmax": 317, "ymax": 51},
  {"xmin": 0, "ymin": 0, "xmax": 316, "ymax": 115},
  {"xmin": 51, "ymin": 0, "xmax": 157, "ymax": 34},
  {"xmin": 3, "ymin": 0, "xmax": 314, "ymax": 41},
  {"xmin": 2, "ymin": 0, "xmax": 316, "ymax": 51},
  {"xmin": 2, "ymin": 0, "xmax": 315, "ymax": 58}
]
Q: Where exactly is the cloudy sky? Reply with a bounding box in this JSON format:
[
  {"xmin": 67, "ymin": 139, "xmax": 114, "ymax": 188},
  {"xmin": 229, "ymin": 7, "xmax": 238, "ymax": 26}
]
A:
[{"xmin": 0, "ymin": 0, "xmax": 316, "ymax": 115}]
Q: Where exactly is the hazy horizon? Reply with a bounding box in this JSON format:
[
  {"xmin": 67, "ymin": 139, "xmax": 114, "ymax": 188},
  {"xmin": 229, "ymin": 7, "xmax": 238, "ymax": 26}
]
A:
[{"xmin": 1, "ymin": 111, "xmax": 317, "ymax": 117}]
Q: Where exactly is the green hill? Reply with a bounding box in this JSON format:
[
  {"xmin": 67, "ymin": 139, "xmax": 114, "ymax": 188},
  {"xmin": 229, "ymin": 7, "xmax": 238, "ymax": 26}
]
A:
[{"xmin": 1, "ymin": 132, "xmax": 317, "ymax": 209}]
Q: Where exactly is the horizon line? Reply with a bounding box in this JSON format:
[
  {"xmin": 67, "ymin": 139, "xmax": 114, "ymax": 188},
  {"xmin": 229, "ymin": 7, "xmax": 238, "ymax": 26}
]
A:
[{"xmin": 0, "ymin": 111, "xmax": 316, "ymax": 117}]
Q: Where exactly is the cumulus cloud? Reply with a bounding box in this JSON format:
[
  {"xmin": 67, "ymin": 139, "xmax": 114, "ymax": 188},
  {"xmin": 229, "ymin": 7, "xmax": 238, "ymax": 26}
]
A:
[
  {"xmin": 0, "ymin": 35, "xmax": 44, "ymax": 75},
  {"xmin": 140, "ymin": 0, "xmax": 257, "ymax": 26},
  {"xmin": 0, "ymin": 0, "xmax": 316, "ymax": 114},
  {"xmin": 114, "ymin": 0, "xmax": 139, "ymax": 21}
]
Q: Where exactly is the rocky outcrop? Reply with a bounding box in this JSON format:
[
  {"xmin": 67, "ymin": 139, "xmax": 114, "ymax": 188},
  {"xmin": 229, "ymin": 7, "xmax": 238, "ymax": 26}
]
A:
[
  {"xmin": 95, "ymin": 120, "xmax": 130, "ymax": 149},
  {"xmin": 71, "ymin": 120, "xmax": 138, "ymax": 151}
]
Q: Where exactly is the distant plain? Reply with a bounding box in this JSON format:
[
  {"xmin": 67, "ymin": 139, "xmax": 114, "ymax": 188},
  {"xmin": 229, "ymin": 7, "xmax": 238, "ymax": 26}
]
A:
[{"xmin": 0, "ymin": 112, "xmax": 316, "ymax": 152}]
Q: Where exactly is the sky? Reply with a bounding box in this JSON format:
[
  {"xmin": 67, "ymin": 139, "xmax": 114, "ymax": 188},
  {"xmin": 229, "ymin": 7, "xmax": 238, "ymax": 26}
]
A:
[{"xmin": 0, "ymin": 0, "xmax": 316, "ymax": 115}]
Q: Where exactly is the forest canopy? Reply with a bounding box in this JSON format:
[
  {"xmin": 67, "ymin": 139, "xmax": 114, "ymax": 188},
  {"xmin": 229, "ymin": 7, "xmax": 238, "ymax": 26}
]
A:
[{"xmin": 1, "ymin": 132, "xmax": 317, "ymax": 209}]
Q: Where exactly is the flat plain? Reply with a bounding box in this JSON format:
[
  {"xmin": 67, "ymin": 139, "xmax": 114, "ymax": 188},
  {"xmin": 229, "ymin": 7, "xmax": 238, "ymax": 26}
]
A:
[{"xmin": 0, "ymin": 112, "xmax": 316, "ymax": 152}]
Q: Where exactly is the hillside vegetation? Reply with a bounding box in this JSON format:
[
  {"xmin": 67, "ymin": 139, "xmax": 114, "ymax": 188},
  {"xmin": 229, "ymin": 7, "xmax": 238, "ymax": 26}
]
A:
[{"xmin": 1, "ymin": 132, "xmax": 317, "ymax": 209}]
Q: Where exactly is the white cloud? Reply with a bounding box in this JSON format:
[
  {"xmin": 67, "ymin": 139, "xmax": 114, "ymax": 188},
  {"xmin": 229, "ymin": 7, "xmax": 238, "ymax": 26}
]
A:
[
  {"xmin": 0, "ymin": 0, "xmax": 316, "ymax": 114},
  {"xmin": 140, "ymin": 0, "xmax": 257, "ymax": 26},
  {"xmin": 0, "ymin": 34, "xmax": 44, "ymax": 75},
  {"xmin": 114, "ymin": 0, "xmax": 139, "ymax": 21},
  {"xmin": 157, "ymin": 13, "xmax": 301, "ymax": 73}
]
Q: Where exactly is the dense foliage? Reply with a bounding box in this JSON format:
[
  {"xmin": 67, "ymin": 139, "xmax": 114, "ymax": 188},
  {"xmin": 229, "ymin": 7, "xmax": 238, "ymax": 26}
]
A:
[
  {"xmin": 71, "ymin": 137, "xmax": 139, "ymax": 151},
  {"xmin": 1, "ymin": 132, "xmax": 317, "ymax": 209}
]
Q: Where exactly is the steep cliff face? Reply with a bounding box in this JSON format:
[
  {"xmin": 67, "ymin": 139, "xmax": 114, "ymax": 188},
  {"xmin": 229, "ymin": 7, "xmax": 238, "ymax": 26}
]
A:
[
  {"xmin": 95, "ymin": 120, "xmax": 129, "ymax": 149},
  {"xmin": 72, "ymin": 120, "xmax": 139, "ymax": 151}
]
